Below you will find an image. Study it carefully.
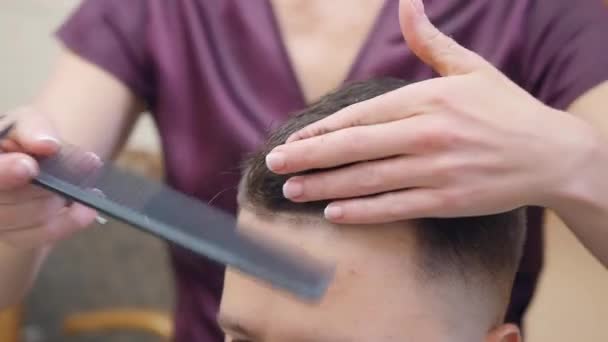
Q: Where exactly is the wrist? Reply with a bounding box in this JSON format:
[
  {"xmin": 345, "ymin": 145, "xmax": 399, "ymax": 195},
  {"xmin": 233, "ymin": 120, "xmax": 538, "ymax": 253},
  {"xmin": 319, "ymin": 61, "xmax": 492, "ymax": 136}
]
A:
[{"xmin": 543, "ymin": 119, "xmax": 607, "ymax": 213}]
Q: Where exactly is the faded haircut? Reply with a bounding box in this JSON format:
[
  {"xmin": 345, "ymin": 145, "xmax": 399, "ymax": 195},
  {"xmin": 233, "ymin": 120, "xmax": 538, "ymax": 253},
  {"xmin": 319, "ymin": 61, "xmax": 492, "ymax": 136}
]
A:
[{"xmin": 239, "ymin": 78, "xmax": 527, "ymax": 321}]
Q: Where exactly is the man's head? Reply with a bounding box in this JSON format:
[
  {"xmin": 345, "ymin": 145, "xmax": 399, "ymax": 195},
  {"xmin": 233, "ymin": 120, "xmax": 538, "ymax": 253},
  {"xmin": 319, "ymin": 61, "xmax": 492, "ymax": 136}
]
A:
[{"xmin": 220, "ymin": 79, "xmax": 526, "ymax": 342}]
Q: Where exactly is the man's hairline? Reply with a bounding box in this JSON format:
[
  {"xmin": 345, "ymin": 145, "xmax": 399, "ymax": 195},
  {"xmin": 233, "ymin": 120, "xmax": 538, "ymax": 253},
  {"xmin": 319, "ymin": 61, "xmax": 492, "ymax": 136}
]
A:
[{"xmin": 237, "ymin": 196, "xmax": 509, "ymax": 325}]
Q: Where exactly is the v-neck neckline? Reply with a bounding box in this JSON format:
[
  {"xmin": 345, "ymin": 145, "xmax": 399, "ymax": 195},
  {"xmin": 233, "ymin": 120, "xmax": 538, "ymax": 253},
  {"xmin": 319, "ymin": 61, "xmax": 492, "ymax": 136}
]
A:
[{"xmin": 264, "ymin": 0, "xmax": 392, "ymax": 106}]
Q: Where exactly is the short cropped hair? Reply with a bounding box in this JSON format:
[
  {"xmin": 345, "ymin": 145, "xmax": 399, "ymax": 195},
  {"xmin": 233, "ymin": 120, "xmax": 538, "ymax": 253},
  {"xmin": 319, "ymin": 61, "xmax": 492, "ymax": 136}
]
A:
[{"xmin": 240, "ymin": 78, "xmax": 526, "ymax": 319}]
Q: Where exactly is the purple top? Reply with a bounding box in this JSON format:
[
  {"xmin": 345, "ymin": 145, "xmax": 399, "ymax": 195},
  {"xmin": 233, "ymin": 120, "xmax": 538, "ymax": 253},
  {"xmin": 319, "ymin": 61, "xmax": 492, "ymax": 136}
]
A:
[{"xmin": 57, "ymin": 0, "xmax": 608, "ymax": 341}]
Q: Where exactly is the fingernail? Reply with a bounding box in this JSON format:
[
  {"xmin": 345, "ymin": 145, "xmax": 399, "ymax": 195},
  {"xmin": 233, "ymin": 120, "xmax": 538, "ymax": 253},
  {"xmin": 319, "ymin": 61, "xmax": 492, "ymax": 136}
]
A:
[
  {"xmin": 84, "ymin": 152, "xmax": 103, "ymax": 168},
  {"xmin": 16, "ymin": 158, "xmax": 37, "ymax": 178},
  {"xmin": 36, "ymin": 135, "xmax": 61, "ymax": 148},
  {"xmin": 95, "ymin": 216, "xmax": 108, "ymax": 225},
  {"xmin": 410, "ymin": 0, "xmax": 425, "ymax": 14},
  {"xmin": 266, "ymin": 152, "xmax": 286, "ymax": 171},
  {"xmin": 283, "ymin": 180, "xmax": 304, "ymax": 199},
  {"xmin": 325, "ymin": 205, "xmax": 344, "ymax": 220}
]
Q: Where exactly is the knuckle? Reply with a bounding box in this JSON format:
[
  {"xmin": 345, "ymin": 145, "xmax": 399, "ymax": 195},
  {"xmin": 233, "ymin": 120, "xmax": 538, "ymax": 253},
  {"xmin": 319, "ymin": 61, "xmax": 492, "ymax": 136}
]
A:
[
  {"xmin": 436, "ymin": 118, "xmax": 465, "ymax": 143},
  {"xmin": 338, "ymin": 103, "xmax": 367, "ymax": 127},
  {"xmin": 434, "ymin": 156, "xmax": 468, "ymax": 181},
  {"xmin": 422, "ymin": 27, "xmax": 444, "ymax": 49},
  {"xmin": 342, "ymin": 128, "xmax": 368, "ymax": 155},
  {"xmin": 436, "ymin": 189, "xmax": 468, "ymax": 212},
  {"xmin": 431, "ymin": 94, "xmax": 462, "ymax": 115},
  {"xmin": 433, "ymin": 190, "xmax": 453, "ymax": 210},
  {"xmin": 356, "ymin": 164, "xmax": 384, "ymax": 193},
  {"xmin": 434, "ymin": 38, "xmax": 458, "ymax": 65},
  {"xmin": 301, "ymin": 126, "xmax": 325, "ymax": 139},
  {"xmin": 386, "ymin": 195, "xmax": 409, "ymax": 220},
  {"xmin": 294, "ymin": 177, "xmax": 315, "ymax": 198},
  {"xmin": 424, "ymin": 32, "xmax": 455, "ymax": 64},
  {"xmin": 413, "ymin": 123, "xmax": 458, "ymax": 151},
  {"xmin": 426, "ymin": 159, "xmax": 451, "ymax": 183},
  {"xmin": 413, "ymin": 127, "xmax": 439, "ymax": 149},
  {"xmin": 428, "ymin": 91, "xmax": 452, "ymax": 107}
]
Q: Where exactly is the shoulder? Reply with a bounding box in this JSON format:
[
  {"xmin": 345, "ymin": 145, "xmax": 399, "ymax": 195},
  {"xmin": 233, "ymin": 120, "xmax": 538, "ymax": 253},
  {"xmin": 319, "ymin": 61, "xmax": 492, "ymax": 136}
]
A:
[
  {"xmin": 68, "ymin": 0, "xmax": 149, "ymax": 18},
  {"xmin": 517, "ymin": 0, "xmax": 608, "ymax": 108},
  {"xmin": 60, "ymin": 0, "xmax": 152, "ymax": 35}
]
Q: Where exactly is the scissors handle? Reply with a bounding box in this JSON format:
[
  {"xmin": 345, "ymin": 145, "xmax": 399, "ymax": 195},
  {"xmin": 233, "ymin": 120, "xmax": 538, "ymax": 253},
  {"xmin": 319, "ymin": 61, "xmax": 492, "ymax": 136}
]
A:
[{"xmin": 0, "ymin": 120, "xmax": 15, "ymax": 140}]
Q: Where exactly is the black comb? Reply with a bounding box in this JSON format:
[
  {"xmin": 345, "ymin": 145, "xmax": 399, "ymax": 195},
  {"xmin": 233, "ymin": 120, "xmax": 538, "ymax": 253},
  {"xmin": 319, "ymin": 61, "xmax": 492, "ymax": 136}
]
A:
[{"xmin": 0, "ymin": 122, "xmax": 333, "ymax": 300}]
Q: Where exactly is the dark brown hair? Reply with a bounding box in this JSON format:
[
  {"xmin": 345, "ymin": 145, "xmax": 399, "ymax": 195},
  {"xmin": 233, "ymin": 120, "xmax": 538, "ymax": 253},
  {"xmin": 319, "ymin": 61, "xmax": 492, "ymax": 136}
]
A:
[{"xmin": 241, "ymin": 78, "xmax": 526, "ymax": 312}]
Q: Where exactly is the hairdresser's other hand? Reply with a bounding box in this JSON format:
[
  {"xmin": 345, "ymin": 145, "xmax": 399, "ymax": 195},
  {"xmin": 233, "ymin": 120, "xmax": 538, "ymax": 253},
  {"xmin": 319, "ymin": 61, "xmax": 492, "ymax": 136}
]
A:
[
  {"xmin": 265, "ymin": 0, "xmax": 597, "ymax": 223},
  {"xmin": 0, "ymin": 107, "xmax": 98, "ymax": 249}
]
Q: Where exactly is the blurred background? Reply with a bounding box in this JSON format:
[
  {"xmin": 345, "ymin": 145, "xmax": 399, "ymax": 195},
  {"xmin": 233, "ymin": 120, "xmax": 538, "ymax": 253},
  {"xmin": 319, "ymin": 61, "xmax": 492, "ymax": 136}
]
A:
[
  {"xmin": 1, "ymin": 1, "xmax": 171, "ymax": 342},
  {"xmin": 0, "ymin": 1, "xmax": 607, "ymax": 341}
]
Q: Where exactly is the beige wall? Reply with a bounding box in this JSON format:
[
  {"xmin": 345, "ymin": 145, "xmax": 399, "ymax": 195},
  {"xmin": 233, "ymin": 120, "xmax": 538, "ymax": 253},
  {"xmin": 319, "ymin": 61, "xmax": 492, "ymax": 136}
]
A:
[
  {"xmin": 527, "ymin": 213, "xmax": 608, "ymax": 341},
  {"xmin": 1, "ymin": 1, "xmax": 607, "ymax": 341},
  {"xmin": 0, "ymin": 0, "xmax": 76, "ymax": 109},
  {"xmin": 0, "ymin": 0, "xmax": 161, "ymax": 153}
]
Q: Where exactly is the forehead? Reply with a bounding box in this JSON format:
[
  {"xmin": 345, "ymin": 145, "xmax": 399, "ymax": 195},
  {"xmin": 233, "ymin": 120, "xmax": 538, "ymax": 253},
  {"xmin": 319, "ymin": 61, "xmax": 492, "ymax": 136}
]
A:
[{"xmin": 219, "ymin": 209, "xmax": 443, "ymax": 341}]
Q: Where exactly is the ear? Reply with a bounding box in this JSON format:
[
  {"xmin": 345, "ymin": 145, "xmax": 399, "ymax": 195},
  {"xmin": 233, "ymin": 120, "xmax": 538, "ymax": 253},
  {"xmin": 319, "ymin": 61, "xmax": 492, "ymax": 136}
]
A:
[{"xmin": 485, "ymin": 323, "xmax": 521, "ymax": 342}]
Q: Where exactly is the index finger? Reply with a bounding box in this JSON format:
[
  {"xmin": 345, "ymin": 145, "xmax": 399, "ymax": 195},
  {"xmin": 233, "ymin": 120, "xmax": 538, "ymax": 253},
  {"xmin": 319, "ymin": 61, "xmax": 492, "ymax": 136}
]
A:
[
  {"xmin": 266, "ymin": 115, "xmax": 432, "ymax": 174},
  {"xmin": 1, "ymin": 107, "xmax": 61, "ymax": 156},
  {"xmin": 285, "ymin": 78, "xmax": 445, "ymax": 143}
]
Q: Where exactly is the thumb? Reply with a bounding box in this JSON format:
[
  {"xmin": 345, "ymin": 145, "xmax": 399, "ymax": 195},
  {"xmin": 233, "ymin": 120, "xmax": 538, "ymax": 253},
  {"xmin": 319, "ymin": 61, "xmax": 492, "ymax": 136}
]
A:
[
  {"xmin": 6, "ymin": 107, "xmax": 61, "ymax": 156},
  {"xmin": 399, "ymin": 0, "xmax": 489, "ymax": 76}
]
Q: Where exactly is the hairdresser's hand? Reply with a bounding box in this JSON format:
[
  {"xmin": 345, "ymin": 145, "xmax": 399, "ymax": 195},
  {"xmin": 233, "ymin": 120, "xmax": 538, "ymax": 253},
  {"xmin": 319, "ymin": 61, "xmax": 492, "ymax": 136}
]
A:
[
  {"xmin": 0, "ymin": 107, "xmax": 98, "ymax": 249},
  {"xmin": 265, "ymin": 0, "xmax": 597, "ymax": 223}
]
